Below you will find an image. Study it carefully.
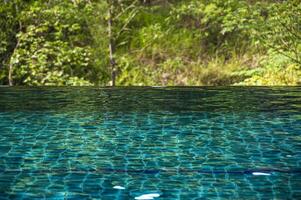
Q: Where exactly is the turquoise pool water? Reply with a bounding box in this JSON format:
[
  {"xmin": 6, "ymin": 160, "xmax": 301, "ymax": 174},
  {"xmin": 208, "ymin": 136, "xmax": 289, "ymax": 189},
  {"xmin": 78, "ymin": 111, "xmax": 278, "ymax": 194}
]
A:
[{"xmin": 0, "ymin": 87, "xmax": 300, "ymax": 199}]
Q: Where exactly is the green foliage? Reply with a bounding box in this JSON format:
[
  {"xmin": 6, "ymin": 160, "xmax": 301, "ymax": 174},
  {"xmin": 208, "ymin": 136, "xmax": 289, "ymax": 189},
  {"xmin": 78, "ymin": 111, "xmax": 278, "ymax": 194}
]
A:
[
  {"xmin": 255, "ymin": 1, "xmax": 301, "ymax": 65},
  {"xmin": 234, "ymin": 0, "xmax": 301, "ymax": 86},
  {"xmin": 0, "ymin": 0, "xmax": 300, "ymax": 86},
  {"xmin": 0, "ymin": 0, "xmax": 31, "ymax": 85},
  {"xmin": 117, "ymin": 55, "xmax": 155, "ymax": 86},
  {"xmin": 0, "ymin": 0, "xmax": 109, "ymax": 86},
  {"xmin": 115, "ymin": 0, "xmax": 300, "ymax": 86},
  {"xmin": 237, "ymin": 52, "xmax": 301, "ymax": 86},
  {"xmin": 9, "ymin": 1, "xmax": 96, "ymax": 86},
  {"xmin": 169, "ymin": 0, "xmax": 257, "ymax": 55}
]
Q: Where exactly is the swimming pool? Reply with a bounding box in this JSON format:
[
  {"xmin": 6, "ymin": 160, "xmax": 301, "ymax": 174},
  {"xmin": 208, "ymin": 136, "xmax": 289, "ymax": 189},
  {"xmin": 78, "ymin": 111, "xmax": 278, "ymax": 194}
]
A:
[{"xmin": 0, "ymin": 87, "xmax": 300, "ymax": 199}]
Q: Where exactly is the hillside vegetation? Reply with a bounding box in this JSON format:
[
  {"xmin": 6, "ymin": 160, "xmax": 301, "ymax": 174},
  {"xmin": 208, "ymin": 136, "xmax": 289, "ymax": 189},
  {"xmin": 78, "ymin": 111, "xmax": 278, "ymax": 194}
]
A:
[{"xmin": 0, "ymin": 0, "xmax": 300, "ymax": 86}]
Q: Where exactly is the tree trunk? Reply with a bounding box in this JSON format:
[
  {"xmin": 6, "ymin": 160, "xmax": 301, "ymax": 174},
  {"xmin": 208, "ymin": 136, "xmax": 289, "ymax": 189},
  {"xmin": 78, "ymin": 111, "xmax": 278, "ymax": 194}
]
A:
[
  {"xmin": 8, "ymin": 39, "xmax": 20, "ymax": 86},
  {"xmin": 108, "ymin": 1, "xmax": 116, "ymax": 87},
  {"xmin": 8, "ymin": 62, "xmax": 13, "ymax": 86},
  {"xmin": 9, "ymin": 4, "xmax": 22, "ymax": 86}
]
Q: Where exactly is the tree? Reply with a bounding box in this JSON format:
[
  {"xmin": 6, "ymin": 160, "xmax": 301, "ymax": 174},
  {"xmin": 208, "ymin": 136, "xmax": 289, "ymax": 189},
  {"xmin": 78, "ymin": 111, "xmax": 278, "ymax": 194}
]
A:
[
  {"xmin": 106, "ymin": 0, "xmax": 140, "ymax": 86},
  {"xmin": 0, "ymin": 0, "xmax": 300, "ymax": 86},
  {"xmin": 0, "ymin": 0, "xmax": 30, "ymax": 85},
  {"xmin": 257, "ymin": 0, "xmax": 301, "ymax": 66},
  {"xmin": 107, "ymin": 0, "xmax": 116, "ymax": 86},
  {"xmin": 7, "ymin": 0, "xmax": 97, "ymax": 86}
]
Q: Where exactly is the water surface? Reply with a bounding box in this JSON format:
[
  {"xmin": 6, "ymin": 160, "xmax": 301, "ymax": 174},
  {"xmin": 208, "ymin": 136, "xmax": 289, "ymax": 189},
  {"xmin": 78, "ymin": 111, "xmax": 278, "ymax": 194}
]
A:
[{"xmin": 0, "ymin": 87, "xmax": 300, "ymax": 199}]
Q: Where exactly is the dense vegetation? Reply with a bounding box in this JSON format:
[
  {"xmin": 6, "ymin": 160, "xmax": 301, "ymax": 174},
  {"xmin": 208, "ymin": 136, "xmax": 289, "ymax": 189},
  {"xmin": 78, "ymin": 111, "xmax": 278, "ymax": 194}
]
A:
[{"xmin": 0, "ymin": 0, "xmax": 300, "ymax": 86}]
